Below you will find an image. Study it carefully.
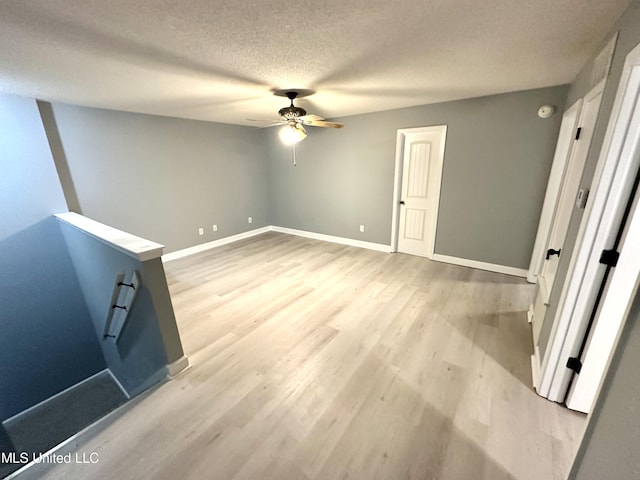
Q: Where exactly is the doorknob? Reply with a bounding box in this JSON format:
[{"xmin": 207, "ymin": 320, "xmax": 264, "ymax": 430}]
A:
[
  {"xmin": 546, "ymin": 248, "xmax": 561, "ymax": 260},
  {"xmin": 400, "ymin": 201, "xmax": 405, "ymax": 205}
]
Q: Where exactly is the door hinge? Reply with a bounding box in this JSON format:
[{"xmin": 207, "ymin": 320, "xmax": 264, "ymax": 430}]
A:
[
  {"xmin": 566, "ymin": 356, "xmax": 582, "ymax": 374},
  {"xmin": 576, "ymin": 189, "xmax": 589, "ymax": 209},
  {"xmin": 575, "ymin": 127, "xmax": 582, "ymax": 140},
  {"xmin": 599, "ymin": 249, "xmax": 620, "ymax": 267}
]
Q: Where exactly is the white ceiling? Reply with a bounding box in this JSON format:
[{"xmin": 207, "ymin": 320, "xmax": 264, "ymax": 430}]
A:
[{"xmin": 0, "ymin": 0, "xmax": 632, "ymax": 127}]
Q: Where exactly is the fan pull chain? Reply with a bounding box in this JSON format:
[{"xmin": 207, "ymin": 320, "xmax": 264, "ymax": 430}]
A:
[{"xmin": 292, "ymin": 144, "xmax": 297, "ymax": 166}]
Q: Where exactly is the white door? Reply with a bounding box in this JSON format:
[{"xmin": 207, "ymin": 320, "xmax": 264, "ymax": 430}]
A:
[
  {"xmin": 530, "ymin": 100, "xmax": 582, "ymax": 356},
  {"xmin": 566, "ymin": 182, "xmax": 640, "ymax": 412},
  {"xmin": 528, "ymin": 98, "xmax": 582, "ymax": 284},
  {"xmin": 530, "ymin": 81, "xmax": 604, "ymax": 391},
  {"xmin": 396, "ymin": 126, "xmax": 446, "ymax": 258},
  {"xmin": 538, "ymin": 81, "xmax": 605, "ymax": 302},
  {"xmin": 539, "ymin": 41, "xmax": 640, "ymax": 409}
]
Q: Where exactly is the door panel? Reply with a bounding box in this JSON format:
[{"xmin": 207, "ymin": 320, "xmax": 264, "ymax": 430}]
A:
[
  {"xmin": 407, "ymin": 142, "xmax": 431, "ymax": 197},
  {"xmin": 538, "ymin": 84, "xmax": 604, "ymax": 301},
  {"xmin": 404, "ymin": 208, "xmax": 426, "ymax": 240},
  {"xmin": 528, "ymin": 99, "xmax": 583, "ymax": 281},
  {"xmin": 530, "ymin": 101, "xmax": 582, "ymax": 379}
]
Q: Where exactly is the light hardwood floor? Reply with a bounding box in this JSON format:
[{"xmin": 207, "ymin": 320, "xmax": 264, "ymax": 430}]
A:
[{"xmin": 16, "ymin": 232, "xmax": 586, "ymax": 480}]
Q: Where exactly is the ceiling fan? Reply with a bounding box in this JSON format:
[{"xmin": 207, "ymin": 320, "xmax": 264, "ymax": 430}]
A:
[{"xmin": 273, "ymin": 91, "xmax": 344, "ymax": 144}]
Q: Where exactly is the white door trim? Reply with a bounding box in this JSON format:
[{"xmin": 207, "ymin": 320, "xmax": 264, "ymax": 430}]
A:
[
  {"xmin": 539, "ymin": 40, "xmax": 640, "ymax": 401},
  {"xmin": 391, "ymin": 125, "xmax": 447, "ymax": 256},
  {"xmin": 527, "ymin": 98, "xmax": 583, "ymax": 283}
]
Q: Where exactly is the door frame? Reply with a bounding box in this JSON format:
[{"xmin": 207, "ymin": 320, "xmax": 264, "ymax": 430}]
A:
[
  {"xmin": 539, "ymin": 40, "xmax": 640, "ymax": 402},
  {"xmin": 391, "ymin": 125, "xmax": 447, "ymax": 256}
]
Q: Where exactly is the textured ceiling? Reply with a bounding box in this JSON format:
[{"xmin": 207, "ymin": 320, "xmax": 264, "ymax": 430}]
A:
[{"xmin": 0, "ymin": 0, "xmax": 633, "ymax": 126}]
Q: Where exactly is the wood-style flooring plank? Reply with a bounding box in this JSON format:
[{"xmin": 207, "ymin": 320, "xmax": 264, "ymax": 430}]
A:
[{"xmin": 15, "ymin": 232, "xmax": 586, "ymax": 480}]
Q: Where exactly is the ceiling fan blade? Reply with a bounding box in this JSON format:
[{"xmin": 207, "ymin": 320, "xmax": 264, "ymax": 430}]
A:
[
  {"xmin": 246, "ymin": 117, "xmax": 279, "ymax": 122},
  {"xmin": 287, "ymin": 121, "xmax": 306, "ymax": 134},
  {"xmin": 298, "ymin": 114, "xmax": 325, "ymax": 122},
  {"xmin": 246, "ymin": 118, "xmax": 287, "ymax": 127},
  {"xmin": 304, "ymin": 120, "xmax": 344, "ymax": 129}
]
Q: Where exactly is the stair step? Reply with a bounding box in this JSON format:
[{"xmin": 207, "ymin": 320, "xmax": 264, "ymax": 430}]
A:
[{"xmin": 1, "ymin": 370, "xmax": 126, "ymax": 478}]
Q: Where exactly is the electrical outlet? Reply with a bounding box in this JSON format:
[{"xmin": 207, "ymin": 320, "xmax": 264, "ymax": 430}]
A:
[
  {"xmin": 359, "ymin": 225, "xmax": 365, "ymax": 232},
  {"xmin": 213, "ymin": 224, "xmax": 218, "ymax": 232},
  {"xmin": 198, "ymin": 227, "xmax": 204, "ymax": 236},
  {"xmin": 248, "ymin": 216, "xmax": 253, "ymax": 224}
]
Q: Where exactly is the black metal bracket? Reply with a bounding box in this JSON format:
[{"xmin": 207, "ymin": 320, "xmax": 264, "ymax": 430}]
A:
[
  {"xmin": 118, "ymin": 281, "xmax": 136, "ymax": 290},
  {"xmin": 566, "ymin": 356, "xmax": 582, "ymax": 374},
  {"xmin": 599, "ymin": 249, "xmax": 620, "ymax": 267},
  {"xmin": 112, "ymin": 305, "xmax": 128, "ymax": 311},
  {"xmin": 546, "ymin": 248, "xmax": 561, "ymax": 260}
]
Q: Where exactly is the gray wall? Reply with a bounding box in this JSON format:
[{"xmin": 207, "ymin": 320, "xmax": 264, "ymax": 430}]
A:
[
  {"xmin": 0, "ymin": 95, "xmax": 105, "ymax": 420},
  {"xmin": 59, "ymin": 223, "xmax": 184, "ymax": 396},
  {"xmin": 538, "ymin": 0, "xmax": 640, "ymax": 358},
  {"xmin": 143, "ymin": 257, "xmax": 185, "ymax": 364},
  {"xmin": 43, "ymin": 103, "xmax": 270, "ymax": 253},
  {"xmin": 267, "ymin": 86, "xmax": 568, "ymax": 269},
  {"xmin": 46, "ymin": 86, "xmax": 566, "ymax": 270}
]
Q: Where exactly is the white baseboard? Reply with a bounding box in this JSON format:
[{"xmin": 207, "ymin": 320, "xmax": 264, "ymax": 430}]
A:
[
  {"xmin": 531, "ymin": 346, "xmax": 542, "ymax": 391},
  {"xmin": 161, "ymin": 227, "xmax": 531, "ymax": 277},
  {"xmin": 431, "ymin": 253, "xmax": 529, "ymax": 278},
  {"xmin": 3, "ymin": 369, "xmax": 111, "ymax": 427},
  {"xmin": 163, "ymin": 225, "xmax": 392, "ymax": 262},
  {"xmin": 271, "ymin": 226, "xmax": 392, "ymax": 253},
  {"xmin": 527, "ymin": 303, "xmax": 534, "ymax": 324},
  {"xmin": 167, "ymin": 355, "xmax": 190, "ymax": 378},
  {"xmin": 162, "ymin": 226, "xmax": 271, "ymax": 262}
]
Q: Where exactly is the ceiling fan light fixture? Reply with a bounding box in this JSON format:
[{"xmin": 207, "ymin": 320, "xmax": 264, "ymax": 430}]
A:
[{"xmin": 279, "ymin": 122, "xmax": 307, "ymax": 144}]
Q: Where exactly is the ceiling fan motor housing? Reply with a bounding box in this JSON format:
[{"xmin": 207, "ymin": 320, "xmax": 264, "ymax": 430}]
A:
[
  {"xmin": 278, "ymin": 105, "xmax": 307, "ymax": 120},
  {"xmin": 279, "ymin": 91, "xmax": 306, "ymax": 120}
]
